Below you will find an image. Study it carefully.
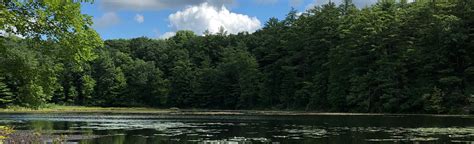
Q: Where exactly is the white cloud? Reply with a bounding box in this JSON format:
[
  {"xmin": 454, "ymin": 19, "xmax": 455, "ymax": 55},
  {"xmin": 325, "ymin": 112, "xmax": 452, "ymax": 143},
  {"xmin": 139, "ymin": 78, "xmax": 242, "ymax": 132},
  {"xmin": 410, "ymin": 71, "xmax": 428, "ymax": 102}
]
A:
[
  {"xmin": 167, "ymin": 2, "xmax": 261, "ymax": 35},
  {"xmin": 255, "ymin": 0, "xmax": 278, "ymax": 5},
  {"xmin": 159, "ymin": 32, "xmax": 176, "ymax": 39},
  {"xmin": 135, "ymin": 14, "xmax": 145, "ymax": 23},
  {"xmin": 93, "ymin": 12, "xmax": 120, "ymax": 28},
  {"xmin": 100, "ymin": 0, "xmax": 235, "ymax": 11},
  {"xmin": 296, "ymin": 12, "xmax": 303, "ymax": 16}
]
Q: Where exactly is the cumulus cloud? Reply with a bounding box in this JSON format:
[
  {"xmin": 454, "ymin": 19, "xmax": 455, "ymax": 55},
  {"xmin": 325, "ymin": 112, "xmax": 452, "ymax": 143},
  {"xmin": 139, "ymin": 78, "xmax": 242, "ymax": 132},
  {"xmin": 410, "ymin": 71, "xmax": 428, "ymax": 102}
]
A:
[
  {"xmin": 93, "ymin": 12, "xmax": 120, "ymax": 28},
  {"xmin": 100, "ymin": 0, "xmax": 235, "ymax": 11},
  {"xmin": 165, "ymin": 2, "xmax": 261, "ymax": 36},
  {"xmin": 135, "ymin": 14, "xmax": 145, "ymax": 23},
  {"xmin": 159, "ymin": 32, "xmax": 176, "ymax": 39},
  {"xmin": 306, "ymin": 0, "xmax": 377, "ymax": 9}
]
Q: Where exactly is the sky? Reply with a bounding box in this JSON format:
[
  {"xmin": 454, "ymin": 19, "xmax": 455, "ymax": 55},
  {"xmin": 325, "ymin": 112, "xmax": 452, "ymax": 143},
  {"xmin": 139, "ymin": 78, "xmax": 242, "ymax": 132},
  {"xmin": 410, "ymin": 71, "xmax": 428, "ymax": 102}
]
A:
[{"xmin": 81, "ymin": 0, "xmax": 379, "ymax": 40}]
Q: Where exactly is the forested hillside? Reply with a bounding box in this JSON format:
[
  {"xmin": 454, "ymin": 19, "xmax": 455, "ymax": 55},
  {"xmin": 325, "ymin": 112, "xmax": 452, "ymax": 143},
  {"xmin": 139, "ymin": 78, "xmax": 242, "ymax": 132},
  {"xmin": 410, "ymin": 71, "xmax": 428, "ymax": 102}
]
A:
[{"xmin": 1, "ymin": 0, "xmax": 473, "ymax": 114}]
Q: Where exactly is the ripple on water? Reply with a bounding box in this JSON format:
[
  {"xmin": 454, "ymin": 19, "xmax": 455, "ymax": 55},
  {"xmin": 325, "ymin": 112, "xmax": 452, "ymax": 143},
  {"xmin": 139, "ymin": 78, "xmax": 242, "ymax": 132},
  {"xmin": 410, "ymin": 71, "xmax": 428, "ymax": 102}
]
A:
[
  {"xmin": 275, "ymin": 125, "xmax": 474, "ymax": 142},
  {"xmin": 1, "ymin": 114, "xmax": 473, "ymax": 143}
]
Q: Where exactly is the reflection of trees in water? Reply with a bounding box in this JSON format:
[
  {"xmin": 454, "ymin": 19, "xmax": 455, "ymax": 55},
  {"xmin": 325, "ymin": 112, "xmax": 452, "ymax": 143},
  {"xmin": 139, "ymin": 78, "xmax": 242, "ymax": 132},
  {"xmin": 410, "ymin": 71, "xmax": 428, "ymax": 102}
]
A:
[{"xmin": 1, "ymin": 114, "xmax": 474, "ymax": 143}]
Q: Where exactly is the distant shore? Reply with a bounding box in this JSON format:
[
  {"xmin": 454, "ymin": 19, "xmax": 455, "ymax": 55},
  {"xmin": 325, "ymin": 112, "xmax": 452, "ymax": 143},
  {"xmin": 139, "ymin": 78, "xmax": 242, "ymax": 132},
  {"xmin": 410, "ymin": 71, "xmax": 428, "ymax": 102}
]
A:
[{"xmin": 0, "ymin": 105, "xmax": 471, "ymax": 117}]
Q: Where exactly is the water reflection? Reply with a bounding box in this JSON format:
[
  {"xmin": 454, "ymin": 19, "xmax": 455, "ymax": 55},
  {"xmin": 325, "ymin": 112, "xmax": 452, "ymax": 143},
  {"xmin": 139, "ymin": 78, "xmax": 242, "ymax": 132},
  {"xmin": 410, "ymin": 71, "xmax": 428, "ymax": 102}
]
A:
[{"xmin": 0, "ymin": 113, "xmax": 472, "ymax": 143}]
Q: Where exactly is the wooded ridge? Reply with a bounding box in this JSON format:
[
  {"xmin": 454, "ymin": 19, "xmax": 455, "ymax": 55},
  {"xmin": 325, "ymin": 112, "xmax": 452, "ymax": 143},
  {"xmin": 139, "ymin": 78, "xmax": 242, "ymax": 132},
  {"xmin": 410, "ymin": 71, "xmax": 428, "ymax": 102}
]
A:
[{"xmin": 1, "ymin": 0, "xmax": 473, "ymax": 114}]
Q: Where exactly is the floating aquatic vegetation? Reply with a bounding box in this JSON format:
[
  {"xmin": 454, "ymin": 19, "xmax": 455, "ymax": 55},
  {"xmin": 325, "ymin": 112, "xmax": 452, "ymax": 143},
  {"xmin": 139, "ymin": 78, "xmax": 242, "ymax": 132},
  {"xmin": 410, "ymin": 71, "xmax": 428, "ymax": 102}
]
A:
[
  {"xmin": 0, "ymin": 126, "xmax": 14, "ymax": 140},
  {"xmin": 199, "ymin": 137, "xmax": 271, "ymax": 144},
  {"xmin": 366, "ymin": 137, "xmax": 439, "ymax": 142},
  {"xmin": 0, "ymin": 113, "xmax": 473, "ymax": 143},
  {"xmin": 407, "ymin": 127, "xmax": 474, "ymax": 136}
]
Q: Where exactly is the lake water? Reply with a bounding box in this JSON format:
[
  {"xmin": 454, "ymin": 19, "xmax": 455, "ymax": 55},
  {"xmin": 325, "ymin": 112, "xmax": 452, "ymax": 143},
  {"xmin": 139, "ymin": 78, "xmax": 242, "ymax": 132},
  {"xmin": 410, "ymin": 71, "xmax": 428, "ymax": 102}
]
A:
[{"xmin": 0, "ymin": 113, "xmax": 473, "ymax": 143}]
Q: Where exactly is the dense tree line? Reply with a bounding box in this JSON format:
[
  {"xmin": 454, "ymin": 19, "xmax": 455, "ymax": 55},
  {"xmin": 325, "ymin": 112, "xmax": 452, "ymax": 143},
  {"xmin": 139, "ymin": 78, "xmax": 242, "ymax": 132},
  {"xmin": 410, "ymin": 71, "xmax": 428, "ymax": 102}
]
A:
[{"xmin": 1, "ymin": 0, "xmax": 473, "ymax": 114}]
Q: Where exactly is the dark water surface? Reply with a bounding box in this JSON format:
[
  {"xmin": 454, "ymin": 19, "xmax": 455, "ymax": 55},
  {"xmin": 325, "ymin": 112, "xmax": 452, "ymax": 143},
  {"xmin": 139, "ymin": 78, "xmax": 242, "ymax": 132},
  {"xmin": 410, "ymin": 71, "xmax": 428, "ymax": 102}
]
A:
[{"xmin": 0, "ymin": 113, "xmax": 473, "ymax": 143}]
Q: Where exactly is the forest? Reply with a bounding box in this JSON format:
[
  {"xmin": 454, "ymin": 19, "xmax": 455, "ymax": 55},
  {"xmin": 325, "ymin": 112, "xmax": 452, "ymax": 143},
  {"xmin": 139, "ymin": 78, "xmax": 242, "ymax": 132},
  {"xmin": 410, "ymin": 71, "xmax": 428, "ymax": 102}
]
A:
[{"xmin": 1, "ymin": 0, "xmax": 473, "ymax": 114}]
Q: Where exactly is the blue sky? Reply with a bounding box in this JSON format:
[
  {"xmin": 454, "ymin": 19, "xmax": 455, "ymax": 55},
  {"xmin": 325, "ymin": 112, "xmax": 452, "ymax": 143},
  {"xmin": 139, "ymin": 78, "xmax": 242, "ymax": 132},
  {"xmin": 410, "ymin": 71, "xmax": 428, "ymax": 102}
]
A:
[{"xmin": 81, "ymin": 0, "xmax": 377, "ymax": 40}]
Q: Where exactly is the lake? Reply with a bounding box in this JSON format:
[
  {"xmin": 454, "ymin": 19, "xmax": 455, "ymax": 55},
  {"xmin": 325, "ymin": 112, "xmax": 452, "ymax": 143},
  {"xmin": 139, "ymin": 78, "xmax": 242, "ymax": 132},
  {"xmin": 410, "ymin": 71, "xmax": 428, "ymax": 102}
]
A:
[{"xmin": 0, "ymin": 113, "xmax": 473, "ymax": 143}]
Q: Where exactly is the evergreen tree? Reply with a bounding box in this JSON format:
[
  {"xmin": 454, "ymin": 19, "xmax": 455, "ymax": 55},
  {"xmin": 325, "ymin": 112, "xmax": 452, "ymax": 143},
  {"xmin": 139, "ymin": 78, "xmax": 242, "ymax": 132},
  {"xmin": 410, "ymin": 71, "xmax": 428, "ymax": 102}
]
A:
[
  {"xmin": 92, "ymin": 50, "xmax": 127, "ymax": 106},
  {"xmin": 0, "ymin": 76, "xmax": 14, "ymax": 106}
]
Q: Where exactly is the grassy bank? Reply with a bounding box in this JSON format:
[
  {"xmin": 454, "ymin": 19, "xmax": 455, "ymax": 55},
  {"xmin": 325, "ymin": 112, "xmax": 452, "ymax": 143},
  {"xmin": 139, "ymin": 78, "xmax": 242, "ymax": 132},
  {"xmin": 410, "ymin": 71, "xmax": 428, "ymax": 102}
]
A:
[
  {"xmin": 0, "ymin": 105, "xmax": 172, "ymax": 113},
  {"xmin": 0, "ymin": 105, "xmax": 472, "ymax": 117}
]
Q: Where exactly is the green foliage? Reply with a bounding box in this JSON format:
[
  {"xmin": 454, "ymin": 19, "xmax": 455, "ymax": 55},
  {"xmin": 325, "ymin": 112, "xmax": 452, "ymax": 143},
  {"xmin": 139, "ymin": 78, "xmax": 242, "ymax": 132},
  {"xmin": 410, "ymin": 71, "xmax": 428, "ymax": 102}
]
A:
[
  {"xmin": 1, "ymin": 1, "xmax": 472, "ymax": 114},
  {"xmin": 122, "ymin": 59, "xmax": 168, "ymax": 107},
  {"xmin": 1, "ymin": 1, "xmax": 102, "ymax": 108},
  {"xmin": 2, "ymin": 1, "xmax": 103, "ymax": 63},
  {"xmin": 0, "ymin": 38, "xmax": 60, "ymax": 108},
  {"xmin": 0, "ymin": 76, "xmax": 13, "ymax": 106},
  {"xmin": 168, "ymin": 55, "xmax": 196, "ymax": 107},
  {"xmin": 423, "ymin": 87, "xmax": 445, "ymax": 114},
  {"xmin": 91, "ymin": 49, "xmax": 126, "ymax": 106},
  {"xmin": 215, "ymin": 45, "xmax": 260, "ymax": 109}
]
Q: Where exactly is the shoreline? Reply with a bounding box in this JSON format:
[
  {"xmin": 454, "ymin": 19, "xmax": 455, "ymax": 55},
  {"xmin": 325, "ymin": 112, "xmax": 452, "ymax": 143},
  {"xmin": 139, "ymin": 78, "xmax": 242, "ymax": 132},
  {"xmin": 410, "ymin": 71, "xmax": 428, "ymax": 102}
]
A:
[{"xmin": 0, "ymin": 106, "xmax": 471, "ymax": 117}]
